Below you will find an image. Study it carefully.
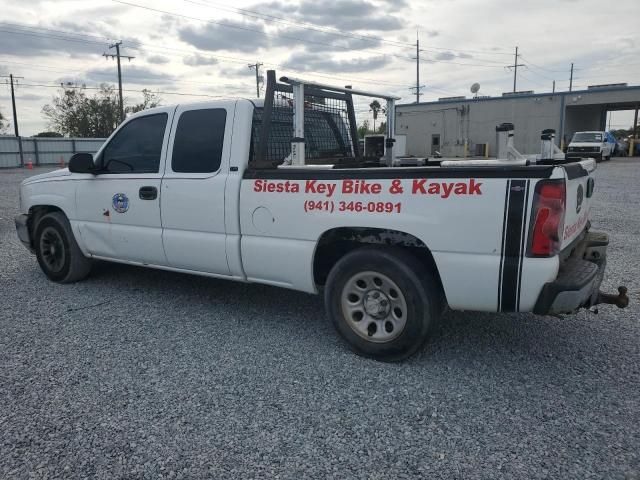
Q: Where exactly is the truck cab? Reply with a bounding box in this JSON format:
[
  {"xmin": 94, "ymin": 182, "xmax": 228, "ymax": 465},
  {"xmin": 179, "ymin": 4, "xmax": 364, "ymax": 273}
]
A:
[{"xmin": 566, "ymin": 131, "xmax": 615, "ymax": 162}]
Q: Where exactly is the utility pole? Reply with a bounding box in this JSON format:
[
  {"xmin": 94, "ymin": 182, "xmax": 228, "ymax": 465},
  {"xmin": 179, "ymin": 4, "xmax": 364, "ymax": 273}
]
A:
[
  {"xmin": 2, "ymin": 74, "xmax": 24, "ymax": 166},
  {"xmin": 569, "ymin": 63, "xmax": 574, "ymax": 92},
  {"xmin": 416, "ymin": 35, "xmax": 420, "ymax": 103},
  {"xmin": 103, "ymin": 41, "xmax": 134, "ymax": 122},
  {"xmin": 409, "ymin": 32, "xmax": 425, "ymax": 103},
  {"xmin": 248, "ymin": 62, "xmax": 263, "ymax": 98},
  {"xmin": 511, "ymin": 46, "xmax": 524, "ymax": 93},
  {"xmin": 552, "ymin": 80, "xmax": 556, "ymax": 93}
]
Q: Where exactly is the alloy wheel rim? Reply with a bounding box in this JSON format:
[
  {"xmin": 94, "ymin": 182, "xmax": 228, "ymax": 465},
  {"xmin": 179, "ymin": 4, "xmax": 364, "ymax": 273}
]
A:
[{"xmin": 340, "ymin": 271, "xmax": 408, "ymax": 343}]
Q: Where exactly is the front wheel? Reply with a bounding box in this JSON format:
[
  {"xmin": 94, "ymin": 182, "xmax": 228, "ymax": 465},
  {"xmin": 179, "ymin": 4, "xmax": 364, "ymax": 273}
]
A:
[
  {"xmin": 34, "ymin": 212, "xmax": 92, "ymax": 283},
  {"xmin": 324, "ymin": 247, "xmax": 443, "ymax": 362}
]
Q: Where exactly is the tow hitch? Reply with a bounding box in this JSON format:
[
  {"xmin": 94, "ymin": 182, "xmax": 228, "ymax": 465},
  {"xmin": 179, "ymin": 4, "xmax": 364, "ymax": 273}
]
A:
[{"xmin": 596, "ymin": 286, "xmax": 629, "ymax": 309}]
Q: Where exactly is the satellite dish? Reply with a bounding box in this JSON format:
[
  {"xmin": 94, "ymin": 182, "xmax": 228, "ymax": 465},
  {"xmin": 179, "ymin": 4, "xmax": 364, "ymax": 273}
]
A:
[{"xmin": 470, "ymin": 82, "xmax": 480, "ymax": 94}]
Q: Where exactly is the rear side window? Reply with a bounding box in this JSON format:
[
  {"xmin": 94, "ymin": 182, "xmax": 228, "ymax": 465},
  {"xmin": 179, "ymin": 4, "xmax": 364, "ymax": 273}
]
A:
[
  {"xmin": 101, "ymin": 113, "xmax": 167, "ymax": 173},
  {"xmin": 172, "ymin": 109, "xmax": 227, "ymax": 173}
]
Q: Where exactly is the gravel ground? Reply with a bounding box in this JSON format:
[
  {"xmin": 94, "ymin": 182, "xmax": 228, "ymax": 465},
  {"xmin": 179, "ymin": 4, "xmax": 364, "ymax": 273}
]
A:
[{"xmin": 1, "ymin": 160, "xmax": 639, "ymax": 479}]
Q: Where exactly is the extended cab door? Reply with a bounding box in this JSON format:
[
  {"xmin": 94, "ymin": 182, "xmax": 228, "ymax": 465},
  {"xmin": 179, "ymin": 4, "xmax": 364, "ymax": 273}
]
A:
[
  {"xmin": 76, "ymin": 109, "xmax": 175, "ymax": 265},
  {"xmin": 160, "ymin": 102, "xmax": 236, "ymax": 275}
]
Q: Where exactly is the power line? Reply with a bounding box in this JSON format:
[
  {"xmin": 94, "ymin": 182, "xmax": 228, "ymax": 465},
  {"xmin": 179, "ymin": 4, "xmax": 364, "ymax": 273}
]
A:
[
  {"xmin": 110, "ymin": 0, "xmax": 515, "ymax": 68},
  {"xmin": 14, "ymin": 82, "xmax": 231, "ymax": 98},
  {"xmin": 0, "ymin": 20, "xmax": 514, "ymax": 73},
  {"xmin": 180, "ymin": 0, "xmax": 515, "ymax": 57},
  {"xmin": 110, "ymin": 0, "xmax": 416, "ymax": 61},
  {"xmin": 0, "ymin": 22, "xmax": 116, "ymax": 44},
  {"xmin": 0, "ymin": 55, "xmax": 411, "ymax": 92},
  {"xmin": 180, "ymin": 0, "xmax": 414, "ymax": 49}
]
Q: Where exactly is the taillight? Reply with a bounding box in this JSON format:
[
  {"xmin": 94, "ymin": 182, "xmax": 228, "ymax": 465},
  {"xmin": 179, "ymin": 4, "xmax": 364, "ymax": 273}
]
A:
[{"xmin": 528, "ymin": 180, "xmax": 566, "ymax": 257}]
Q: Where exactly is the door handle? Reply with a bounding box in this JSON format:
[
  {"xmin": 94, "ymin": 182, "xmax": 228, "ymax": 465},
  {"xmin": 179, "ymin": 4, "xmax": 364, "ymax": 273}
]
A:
[{"xmin": 139, "ymin": 186, "xmax": 158, "ymax": 200}]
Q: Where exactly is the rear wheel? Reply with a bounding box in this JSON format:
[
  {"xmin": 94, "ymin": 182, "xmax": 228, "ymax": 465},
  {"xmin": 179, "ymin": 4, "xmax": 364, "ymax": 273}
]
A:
[
  {"xmin": 324, "ymin": 247, "xmax": 442, "ymax": 362},
  {"xmin": 34, "ymin": 212, "xmax": 92, "ymax": 283}
]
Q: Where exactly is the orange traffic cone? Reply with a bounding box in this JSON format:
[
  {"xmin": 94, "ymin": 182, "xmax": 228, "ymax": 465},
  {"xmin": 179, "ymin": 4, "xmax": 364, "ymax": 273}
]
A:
[
  {"xmin": 26, "ymin": 160, "xmax": 33, "ymax": 170},
  {"xmin": 59, "ymin": 156, "xmax": 65, "ymax": 168}
]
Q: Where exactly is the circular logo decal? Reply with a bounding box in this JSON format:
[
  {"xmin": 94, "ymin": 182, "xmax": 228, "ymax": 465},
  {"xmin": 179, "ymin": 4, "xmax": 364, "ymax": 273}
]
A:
[
  {"xmin": 112, "ymin": 193, "xmax": 129, "ymax": 213},
  {"xmin": 576, "ymin": 184, "xmax": 584, "ymax": 214}
]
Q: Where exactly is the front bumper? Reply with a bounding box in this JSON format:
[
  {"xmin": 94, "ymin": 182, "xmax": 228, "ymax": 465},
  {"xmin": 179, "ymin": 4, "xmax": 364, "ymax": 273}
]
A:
[
  {"xmin": 534, "ymin": 231, "xmax": 611, "ymax": 314},
  {"xmin": 14, "ymin": 214, "xmax": 34, "ymax": 253},
  {"xmin": 566, "ymin": 151, "xmax": 602, "ymax": 161}
]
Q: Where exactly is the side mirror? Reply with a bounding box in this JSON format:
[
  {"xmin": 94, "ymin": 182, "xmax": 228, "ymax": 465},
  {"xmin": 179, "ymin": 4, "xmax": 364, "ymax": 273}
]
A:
[{"xmin": 68, "ymin": 153, "xmax": 95, "ymax": 174}]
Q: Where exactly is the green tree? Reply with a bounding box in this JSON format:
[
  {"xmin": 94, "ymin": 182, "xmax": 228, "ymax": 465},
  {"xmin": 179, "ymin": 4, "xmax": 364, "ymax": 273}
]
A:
[
  {"xmin": 377, "ymin": 121, "xmax": 386, "ymax": 134},
  {"xmin": 42, "ymin": 84, "xmax": 119, "ymax": 137},
  {"xmin": 33, "ymin": 131, "xmax": 63, "ymax": 137},
  {"xmin": 357, "ymin": 120, "xmax": 370, "ymax": 139},
  {"xmin": 368, "ymin": 100, "xmax": 386, "ymax": 132},
  {"xmin": 125, "ymin": 89, "xmax": 162, "ymax": 114},
  {"xmin": 42, "ymin": 85, "xmax": 163, "ymax": 138},
  {"xmin": 0, "ymin": 108, "xmax": 10, "ymax": 134}
]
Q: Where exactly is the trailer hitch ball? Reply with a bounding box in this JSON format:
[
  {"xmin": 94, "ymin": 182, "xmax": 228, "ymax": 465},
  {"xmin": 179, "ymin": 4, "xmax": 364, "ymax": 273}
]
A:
[{"xmin": 597, "ymin": 286, "xmax": 629, "ymax": 309}]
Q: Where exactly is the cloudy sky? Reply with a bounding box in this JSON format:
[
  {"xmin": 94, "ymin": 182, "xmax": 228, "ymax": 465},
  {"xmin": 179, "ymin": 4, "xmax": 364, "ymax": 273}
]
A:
[{"xmin": 1, "ymin": 0, "xmax": 638, "ymax": 135}]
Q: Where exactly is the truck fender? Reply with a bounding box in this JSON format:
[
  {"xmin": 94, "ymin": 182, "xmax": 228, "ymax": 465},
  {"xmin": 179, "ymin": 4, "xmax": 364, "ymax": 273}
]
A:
[{"xmin": 313, "ymin": 227, "xmax": 447, "ymax": 303}]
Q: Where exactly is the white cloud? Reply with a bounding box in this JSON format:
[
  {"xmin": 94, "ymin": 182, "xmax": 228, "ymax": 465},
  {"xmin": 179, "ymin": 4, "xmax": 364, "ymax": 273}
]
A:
[{"xmin": 0, "ymin": 0, "xmax": 636, "ymax": 135}]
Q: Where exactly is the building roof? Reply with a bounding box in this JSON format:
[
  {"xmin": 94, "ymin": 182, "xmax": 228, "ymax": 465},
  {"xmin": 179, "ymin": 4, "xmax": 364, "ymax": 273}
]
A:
[{"xmin": 397, "ymin": 84, "xmax": 640, "ymax": 108}]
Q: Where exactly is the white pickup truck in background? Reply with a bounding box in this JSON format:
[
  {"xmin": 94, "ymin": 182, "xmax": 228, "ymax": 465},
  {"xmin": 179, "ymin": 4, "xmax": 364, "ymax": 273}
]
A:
[
  {"xmin": 566, "ymin": 131, "xmax": 616, "ymax": 162},
  {"xmin": 15, "ymin": 72, "xmax": 629, "ymax": 361}
]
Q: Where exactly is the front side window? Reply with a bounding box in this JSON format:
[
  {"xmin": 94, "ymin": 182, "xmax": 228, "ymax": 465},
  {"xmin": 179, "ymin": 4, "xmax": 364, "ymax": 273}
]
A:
[
  {"xmin": 101, "ymin": 113, "xmax": 168, "ymax": 173},
  {"xmin": 172, "ymin": 109, "xmax": 227, "ymax": 173}
]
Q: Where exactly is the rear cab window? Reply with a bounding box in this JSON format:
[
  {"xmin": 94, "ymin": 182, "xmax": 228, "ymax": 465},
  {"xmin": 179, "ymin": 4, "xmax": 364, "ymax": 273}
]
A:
[{"xmin": 171, "ymin": 109, "xmax": 227, "ymax": 173}]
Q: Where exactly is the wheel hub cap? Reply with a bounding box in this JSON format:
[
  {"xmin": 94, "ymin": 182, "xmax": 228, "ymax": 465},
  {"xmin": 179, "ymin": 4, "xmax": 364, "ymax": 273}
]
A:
[
  {"xmin": 340, "ymin": 271, "xmax": 408, "ymax": 343},
  {"xmin": 363, "ymin": 290, "xmax": 391, "ymax": 319}
]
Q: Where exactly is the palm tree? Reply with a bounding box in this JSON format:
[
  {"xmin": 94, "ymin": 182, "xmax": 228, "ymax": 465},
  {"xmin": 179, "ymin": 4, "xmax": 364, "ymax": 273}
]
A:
[{"xmin": 369, "ymin": 100, "xmax": 386, "ymax": 132}]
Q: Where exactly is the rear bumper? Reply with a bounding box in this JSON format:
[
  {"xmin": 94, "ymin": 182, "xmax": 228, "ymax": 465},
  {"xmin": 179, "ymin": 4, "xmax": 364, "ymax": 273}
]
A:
[
  {"xmin": 533, "ymin": 231, "xmax": 608, "ymax": 314},
  {"xmin": 14, "ymin": 214, "xmax": 34, "ymax": 253}
]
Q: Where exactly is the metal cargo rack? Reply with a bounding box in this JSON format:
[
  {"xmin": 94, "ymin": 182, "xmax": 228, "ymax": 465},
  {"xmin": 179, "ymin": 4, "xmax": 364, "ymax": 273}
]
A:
[{"xmin": 253, "ymin": 70, "xmax": 401, "ymax": 169}]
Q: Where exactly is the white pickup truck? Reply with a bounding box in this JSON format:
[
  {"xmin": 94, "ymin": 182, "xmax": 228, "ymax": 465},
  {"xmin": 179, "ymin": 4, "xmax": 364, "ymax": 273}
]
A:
[
  {"xmin": 566, "ymin": 131, "xmax": 615, "ymax": 162},
  {"xmin": 15, "ymin": 72, "xmax": 628, "ymax": 361}
]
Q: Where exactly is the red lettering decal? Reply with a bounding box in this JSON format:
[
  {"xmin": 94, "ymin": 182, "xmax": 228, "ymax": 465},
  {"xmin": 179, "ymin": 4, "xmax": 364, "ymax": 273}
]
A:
[
  {"xmin": 412, "ymin": 179, "xmax": 427, "ymax": 194},
  {"xmin": 469, "ymin": 179, "xmax": 482, "ymax": 195},
  {"xmin": 305, "ymin": 180, "xmax": 317, "ymax": 193},
  {"xmin": 342, "ymin": 180, "xmax": 354, "ymax": 194},
  {"xmin": 454, "ymin": 183, "xmax": 467, "ymax": 195},
  {"xmin": 441, "ymin": 183, "xmax": 454, "ymax": 198}
]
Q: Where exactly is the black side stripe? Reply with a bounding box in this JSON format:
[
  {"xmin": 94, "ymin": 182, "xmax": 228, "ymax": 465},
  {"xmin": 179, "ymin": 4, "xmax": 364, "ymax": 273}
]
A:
[
  {"xmin": 497, "ymin": 180, "xmax": 511, "ymax": 310},
  {"xmin": 499, "ymin": 179, "xmax": 529, "ymax": 312},
  {"xmin": 516, "ymin": 180, "xmax": 531, "ymax": 311}
]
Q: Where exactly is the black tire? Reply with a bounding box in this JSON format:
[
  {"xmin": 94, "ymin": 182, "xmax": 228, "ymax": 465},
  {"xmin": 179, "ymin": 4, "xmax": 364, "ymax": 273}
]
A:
[
  {"xmin": 34, "ymin": 212, "xmax": 92, "ymax": 283},
  {"xmin": 324, "ymin": 246, "xmax": 443, "ymax": 362}
]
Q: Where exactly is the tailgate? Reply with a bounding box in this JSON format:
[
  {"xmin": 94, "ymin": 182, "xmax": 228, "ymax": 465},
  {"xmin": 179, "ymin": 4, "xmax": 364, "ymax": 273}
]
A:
[{"xmin": 561, "ymin": 159, "xmax": 596, "ymax": 249}]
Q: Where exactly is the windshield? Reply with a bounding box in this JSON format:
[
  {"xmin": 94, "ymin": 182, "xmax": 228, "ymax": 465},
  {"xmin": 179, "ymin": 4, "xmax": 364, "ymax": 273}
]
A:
[{"xmin": 572, "ymin": 132, "xmax": 603, "ymax": 143}]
